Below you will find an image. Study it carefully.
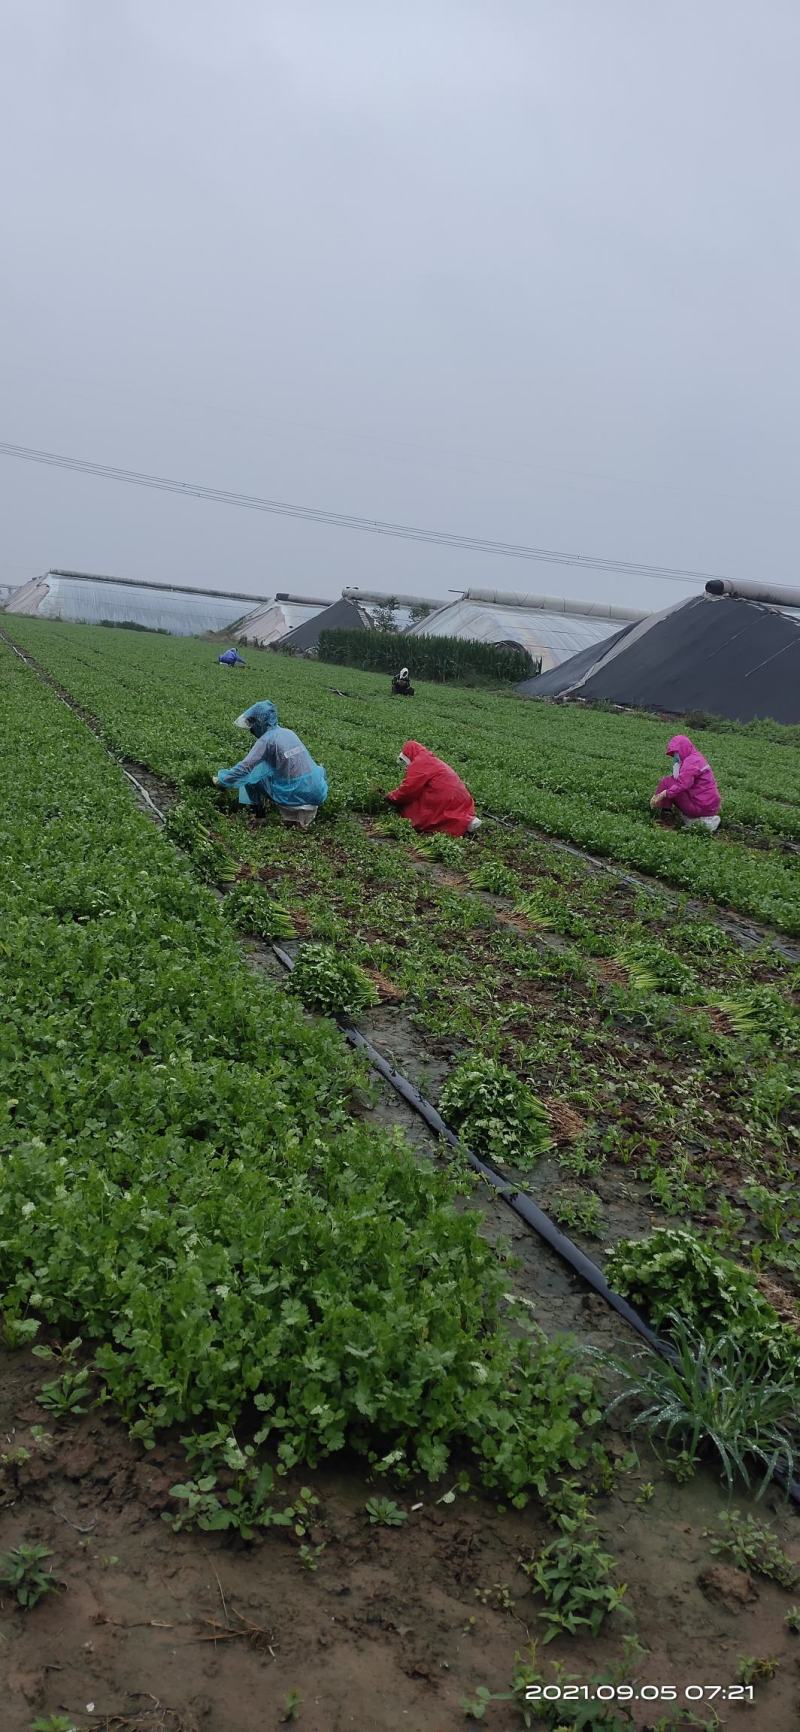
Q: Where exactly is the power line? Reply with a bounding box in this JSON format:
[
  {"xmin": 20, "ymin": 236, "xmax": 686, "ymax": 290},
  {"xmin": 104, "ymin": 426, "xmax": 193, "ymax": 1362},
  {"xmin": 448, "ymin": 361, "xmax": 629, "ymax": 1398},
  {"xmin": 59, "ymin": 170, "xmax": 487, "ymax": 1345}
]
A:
[{"xmin": 0, "ymin": 437, "xmax": 754, "ymax": 589}]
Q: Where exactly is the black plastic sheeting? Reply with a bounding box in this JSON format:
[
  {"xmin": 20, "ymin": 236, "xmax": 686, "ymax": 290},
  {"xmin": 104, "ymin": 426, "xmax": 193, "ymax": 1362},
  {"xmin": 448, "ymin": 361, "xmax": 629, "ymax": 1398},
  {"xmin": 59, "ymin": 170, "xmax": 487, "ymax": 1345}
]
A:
[
  {"xmin": 519, "ymin": 621, "xmax": 634, "ymax": 698},
  {"xmin": 517, "ymin": 594, "xmax": 800, "ymax": 724},
  {"xmin": 278, "ymin": 597, "xmax": 368, "ymax": 653}
]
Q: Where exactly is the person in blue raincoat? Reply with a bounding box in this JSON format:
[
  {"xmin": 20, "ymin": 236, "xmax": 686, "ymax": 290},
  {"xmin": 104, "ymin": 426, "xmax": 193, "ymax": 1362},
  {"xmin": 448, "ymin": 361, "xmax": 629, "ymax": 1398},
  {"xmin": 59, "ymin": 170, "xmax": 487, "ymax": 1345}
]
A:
[
  {"xmin": 213, "ymin": 701, "xmax": 328, "ymax": 828},
  {"xmin": 218, "ymin": 647, "xmax": 246, "ymax": 667}
]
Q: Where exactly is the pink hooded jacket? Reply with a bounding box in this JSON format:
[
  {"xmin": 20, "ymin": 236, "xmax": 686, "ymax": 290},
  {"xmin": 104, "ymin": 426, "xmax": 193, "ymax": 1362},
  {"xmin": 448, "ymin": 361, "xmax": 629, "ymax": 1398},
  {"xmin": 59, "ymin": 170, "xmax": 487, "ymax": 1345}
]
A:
[{"xmin": 655, "ymin": 734, "xmax": 721, "ymax": 819}]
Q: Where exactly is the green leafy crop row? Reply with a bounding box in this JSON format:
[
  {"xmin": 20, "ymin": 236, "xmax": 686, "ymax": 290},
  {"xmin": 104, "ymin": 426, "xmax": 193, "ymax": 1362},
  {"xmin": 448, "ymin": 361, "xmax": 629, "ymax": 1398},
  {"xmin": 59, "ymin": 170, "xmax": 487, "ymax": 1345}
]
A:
[{"xmin": 606, "ymin": 1228, "xmax": 798, "ymax": 1377}]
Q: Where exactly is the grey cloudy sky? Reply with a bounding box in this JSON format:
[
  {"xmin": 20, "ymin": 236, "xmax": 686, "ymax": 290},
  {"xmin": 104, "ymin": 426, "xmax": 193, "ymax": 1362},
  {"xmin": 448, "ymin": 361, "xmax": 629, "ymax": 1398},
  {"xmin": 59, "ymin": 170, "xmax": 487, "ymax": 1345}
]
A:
[{"xmin": 1, "ymin": 0, "xmax": 798, "ymax": 610}]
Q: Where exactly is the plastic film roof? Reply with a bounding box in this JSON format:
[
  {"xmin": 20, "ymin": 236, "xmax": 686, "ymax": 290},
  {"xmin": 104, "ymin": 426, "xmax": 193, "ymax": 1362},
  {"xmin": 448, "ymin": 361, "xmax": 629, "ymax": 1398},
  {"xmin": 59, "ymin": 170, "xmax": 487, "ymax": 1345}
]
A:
[
  {"xmin": 233, "ymin": 601, "xmax": 326, "ymax": 646},
  {"xmin": 7, "ymin": 573, "xmax": 256, "ymax": 636},
  {"xmin": 409, "ymin": 599, "xmax": 622, "ymax": 670}
]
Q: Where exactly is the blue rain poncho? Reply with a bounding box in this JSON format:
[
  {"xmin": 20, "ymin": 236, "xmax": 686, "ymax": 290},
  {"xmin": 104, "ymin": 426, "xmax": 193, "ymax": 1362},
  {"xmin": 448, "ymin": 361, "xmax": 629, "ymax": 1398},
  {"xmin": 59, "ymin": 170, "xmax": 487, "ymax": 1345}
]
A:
[
  {"xmin": 218, "ymin": 648, "xmax": 245, "ymax": 666},
  {"xmin": 216, "ymin": 701, "xmax": 328, "ymax": 810}
]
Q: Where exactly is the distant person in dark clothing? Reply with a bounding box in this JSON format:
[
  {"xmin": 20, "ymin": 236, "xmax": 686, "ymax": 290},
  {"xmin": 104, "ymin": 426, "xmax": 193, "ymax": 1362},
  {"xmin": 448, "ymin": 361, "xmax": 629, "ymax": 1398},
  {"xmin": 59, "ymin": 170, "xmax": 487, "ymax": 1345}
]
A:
[
  {"xmin": 391, "ymin": 666, "xmax": 414, "ymax": 696},
  {"xmin": 218, "ymin": 648, "xmax": 246, "ymax": 667}
]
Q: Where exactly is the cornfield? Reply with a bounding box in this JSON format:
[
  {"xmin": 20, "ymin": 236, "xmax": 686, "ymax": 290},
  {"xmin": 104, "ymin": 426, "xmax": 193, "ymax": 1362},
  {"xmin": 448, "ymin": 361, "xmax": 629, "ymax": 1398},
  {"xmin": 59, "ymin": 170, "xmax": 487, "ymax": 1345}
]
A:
[{"xmin": 316, "ymin": 627, "xmax": 537, "ymax": 684}]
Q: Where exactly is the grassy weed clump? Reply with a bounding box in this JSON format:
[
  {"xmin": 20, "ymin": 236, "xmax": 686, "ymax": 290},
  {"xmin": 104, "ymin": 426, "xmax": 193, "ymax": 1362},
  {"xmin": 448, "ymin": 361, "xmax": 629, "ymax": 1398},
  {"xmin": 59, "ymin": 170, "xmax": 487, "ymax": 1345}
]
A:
[{"xmin": 607, "ymin": 1317, "xmax": 798, "ymax": 1492}]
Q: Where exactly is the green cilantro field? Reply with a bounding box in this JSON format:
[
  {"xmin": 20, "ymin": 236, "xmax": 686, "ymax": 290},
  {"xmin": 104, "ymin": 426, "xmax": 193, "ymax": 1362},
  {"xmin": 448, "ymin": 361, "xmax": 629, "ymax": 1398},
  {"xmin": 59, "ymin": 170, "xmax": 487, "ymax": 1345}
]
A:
[
  {"xmin": 4, "ymin": 618, "xmax": 798, "ymax": 1312},
  {"xmin": 2, "ymin": 617, "xmax": 799, "ymax": 1723},
  {"xmin": 1, "ymin": 635, "xmax": 598, "ymax": 1505},
  {"xmin": 9, "ymin": 615, "xmax": 800, "ymax": 931}
]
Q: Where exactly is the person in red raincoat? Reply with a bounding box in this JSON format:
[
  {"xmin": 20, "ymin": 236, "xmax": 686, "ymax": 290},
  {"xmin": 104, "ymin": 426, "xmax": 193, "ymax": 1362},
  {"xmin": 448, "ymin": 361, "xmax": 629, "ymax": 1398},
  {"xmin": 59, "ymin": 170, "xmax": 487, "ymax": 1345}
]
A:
[{"xmin": 386, "ymin": 740, "xmax": 480, "ymax": 837}]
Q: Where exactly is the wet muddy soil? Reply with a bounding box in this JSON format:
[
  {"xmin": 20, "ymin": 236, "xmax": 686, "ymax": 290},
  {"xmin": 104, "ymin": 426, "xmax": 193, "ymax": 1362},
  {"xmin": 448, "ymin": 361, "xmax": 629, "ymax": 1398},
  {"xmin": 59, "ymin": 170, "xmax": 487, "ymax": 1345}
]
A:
[{"xmin": 3, "ymin": 1346, "xmax": 800, "ymax": 1732}]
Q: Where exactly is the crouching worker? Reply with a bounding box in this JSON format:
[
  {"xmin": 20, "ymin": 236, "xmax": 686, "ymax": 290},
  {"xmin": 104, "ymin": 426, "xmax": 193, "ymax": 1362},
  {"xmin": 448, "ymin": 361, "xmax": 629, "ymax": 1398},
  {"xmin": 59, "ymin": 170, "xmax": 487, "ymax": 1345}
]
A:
[
  {"xmin": 387, "ymin": 740, "xmax": 480, "ymax": 836},
  {"xmin": 217, "ymin": 647, "xmax": 246, "ymax": 667},
  {"xmin": 391, "ymin": 666, "xmax": 414, "ymax": 696},
  {"xmin": 650, "ymin": 734, "xmax": 721, "ymax": 833},
  {"xmin": 213, "ymin": 701, "xmax": 328, "ymax": 828}
]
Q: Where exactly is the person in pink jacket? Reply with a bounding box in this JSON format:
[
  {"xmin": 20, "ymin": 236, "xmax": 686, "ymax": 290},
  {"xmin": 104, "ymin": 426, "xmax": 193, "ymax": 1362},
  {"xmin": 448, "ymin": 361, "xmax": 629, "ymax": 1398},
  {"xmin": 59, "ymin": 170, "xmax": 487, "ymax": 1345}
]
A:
[{"xmin": 650, "ymin": 734, "xmax": 722, "ymax": 832}]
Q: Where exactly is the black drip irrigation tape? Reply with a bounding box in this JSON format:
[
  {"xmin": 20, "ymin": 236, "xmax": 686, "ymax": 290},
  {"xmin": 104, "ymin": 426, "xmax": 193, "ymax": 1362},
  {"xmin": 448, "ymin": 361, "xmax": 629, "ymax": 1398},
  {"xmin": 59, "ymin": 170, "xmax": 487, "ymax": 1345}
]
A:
[
  {"xmin": 349, "ymin": 1036, "xmax": 667, "ymax": 1351},
  {"xmin": 120, "ymin": 768, "xmax": 167, "ymax": 821},
  {"xmin": 4, "ymin": 628, "xmax": 799, "ymax": 1505},
  {"xmin": 270, "ymin": 949, "xmax": 800, "ymax": 1507}
]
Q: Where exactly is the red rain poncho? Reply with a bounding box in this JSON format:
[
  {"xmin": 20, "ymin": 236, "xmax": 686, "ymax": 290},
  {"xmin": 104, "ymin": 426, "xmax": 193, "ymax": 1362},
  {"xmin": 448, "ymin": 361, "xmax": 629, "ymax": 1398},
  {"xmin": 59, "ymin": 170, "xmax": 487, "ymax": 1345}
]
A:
[
  {"xmin": 654, "ymin": 734, "xmax": 722, "ymax": 819},
  {"xmin": 387, "ymin": 741, "xmax": 477, "ymax": 836}
]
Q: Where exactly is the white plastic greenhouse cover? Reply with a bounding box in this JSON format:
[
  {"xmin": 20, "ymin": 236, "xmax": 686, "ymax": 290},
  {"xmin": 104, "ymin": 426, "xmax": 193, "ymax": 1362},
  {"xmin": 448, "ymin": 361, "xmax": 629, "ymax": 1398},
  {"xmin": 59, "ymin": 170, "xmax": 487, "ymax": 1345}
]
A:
[
  {"xmin": 408, "ymin": 598, "xmax": 623, "ymax": 671},
  {"xmin": 232, "ymin": 600, "xmax": 326, "ymax": 646},
  {"xmin": 7, "ymin": 572, "xmax": 260, "ymax": 636}
]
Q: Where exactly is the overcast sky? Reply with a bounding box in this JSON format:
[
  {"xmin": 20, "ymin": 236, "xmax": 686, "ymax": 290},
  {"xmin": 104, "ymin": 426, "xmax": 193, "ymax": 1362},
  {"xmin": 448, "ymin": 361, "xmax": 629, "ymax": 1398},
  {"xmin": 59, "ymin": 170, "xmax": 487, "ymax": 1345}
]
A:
[{"xmin": 1, "ymin": 1, "xmax": 798, "ymax": 610}]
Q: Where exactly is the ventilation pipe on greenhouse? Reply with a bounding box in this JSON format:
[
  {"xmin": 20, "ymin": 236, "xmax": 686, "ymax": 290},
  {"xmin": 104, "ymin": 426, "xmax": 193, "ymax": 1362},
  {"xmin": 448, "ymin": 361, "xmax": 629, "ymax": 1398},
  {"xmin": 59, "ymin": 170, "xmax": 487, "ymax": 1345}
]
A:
[
  {"xmin": 704, "ymin": 578, "xmax": 800, "ymax": 609},
  {"xmin": 341, "ymin": 587, "xmax": 442, "ymax": 610},
  {"xmin": 460, "ymin": 589, "xmax": 648, "ymax": 622},
  {"xmin": 274, "ymin": 593, "xmax": 329, "ymax": 606}
]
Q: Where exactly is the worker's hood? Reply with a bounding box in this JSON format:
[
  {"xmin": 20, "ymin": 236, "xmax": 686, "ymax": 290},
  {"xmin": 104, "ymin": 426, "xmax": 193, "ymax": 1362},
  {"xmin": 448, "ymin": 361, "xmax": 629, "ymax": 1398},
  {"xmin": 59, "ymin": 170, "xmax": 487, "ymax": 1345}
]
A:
[
  {"xmin": 235, "ymin": 701, "xmax": 278, "ymax": 737},
  {"xmin": 666, "ymin": 734, "xmax": 695, "ymax": 761},
  {"xmin": 400, "ymin": 740, "xmax": 427, "ymax": 762}
]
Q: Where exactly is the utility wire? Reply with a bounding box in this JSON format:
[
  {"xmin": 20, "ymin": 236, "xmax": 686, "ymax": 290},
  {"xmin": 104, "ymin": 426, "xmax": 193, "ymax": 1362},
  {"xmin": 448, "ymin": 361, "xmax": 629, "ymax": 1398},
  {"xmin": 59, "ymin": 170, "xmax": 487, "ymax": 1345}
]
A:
[{"xmin": 0, "ymin": 437, "xmax": 753, "ymax": 589}]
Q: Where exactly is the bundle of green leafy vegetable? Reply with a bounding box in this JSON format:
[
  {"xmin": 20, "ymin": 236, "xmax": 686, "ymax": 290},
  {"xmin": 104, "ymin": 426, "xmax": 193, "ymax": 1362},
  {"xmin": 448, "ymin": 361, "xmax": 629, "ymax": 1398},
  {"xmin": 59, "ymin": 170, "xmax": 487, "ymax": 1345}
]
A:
[{"xmin": 606, "ymin": 1228, "xmax": 799, "ymax": 1378}]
